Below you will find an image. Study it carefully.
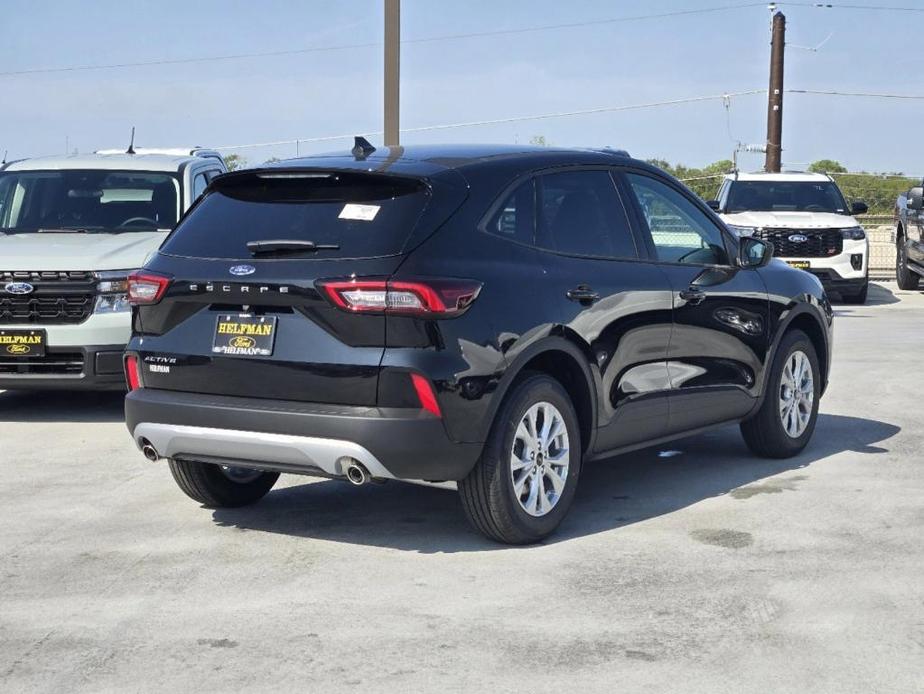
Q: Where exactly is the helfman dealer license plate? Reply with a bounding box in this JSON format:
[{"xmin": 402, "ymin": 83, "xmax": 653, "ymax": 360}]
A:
[
  {"xmin": 786, "ymin": 260, "xmax": 811, "ymax": 270},
  {"xmin": 0, "ymin": 329, "xmax": 46, "ymax": 357},
  {"xmin": 212, "ymin": 314, "xmax": 277, "ymax": 357}
]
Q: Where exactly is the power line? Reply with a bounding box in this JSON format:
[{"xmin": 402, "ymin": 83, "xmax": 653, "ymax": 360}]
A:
[
  {"xmin": 789, "ymin": 89, "xmax": 924, "ymax": 99},
  {"xmin": 780, "ymin": 2, "xmax": 924, "ymax": 11},
  {"xmin": 0, "ymin": 3, "xmax": 770, "ymax": 77},
  {"xmin": 214, "ymin": 90, "xmax": 766, "ymax": 151},
  {"xmin": 214, "ymin": 87, "xmax": 924, "ymax": 153}
]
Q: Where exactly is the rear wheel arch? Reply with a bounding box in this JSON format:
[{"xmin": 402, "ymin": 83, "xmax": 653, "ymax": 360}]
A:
[{"xmin": 481, "ymin": 335, "xmax": 597, "ymax": 454}]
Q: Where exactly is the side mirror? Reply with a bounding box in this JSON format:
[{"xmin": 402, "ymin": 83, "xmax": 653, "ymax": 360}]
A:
[
  {"xmin": 706, "ymin": 200, "xmax": 721, "ymax": 212},
  {"xmin": 909, "ymin": 187, "xmax": 924, "ymax": 211},
  {"xmin": 850, "ymin": 200, "xmax": 868, "ymax": 215},
  {"xmin": 739, "ymin": 237, "xmax": 773, "ymax": 269}
]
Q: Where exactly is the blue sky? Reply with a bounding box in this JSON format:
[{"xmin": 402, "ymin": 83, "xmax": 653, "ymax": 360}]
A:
[{"xmin": 1, "ymin": 0, "xmax": 921, "ymax": 173}]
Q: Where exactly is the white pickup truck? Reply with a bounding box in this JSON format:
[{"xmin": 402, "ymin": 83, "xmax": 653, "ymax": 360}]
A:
[{"xmin": 0, "ymin": 148, "xmax": 226, "ymax": 389}]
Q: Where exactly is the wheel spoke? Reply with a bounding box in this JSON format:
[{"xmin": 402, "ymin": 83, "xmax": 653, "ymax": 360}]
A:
[
  {"xmin": 513, "ymin": 469, "xmax": 531, "ymax": 497},
  {"xmin": 510, "ymin": 452, "xmax": 531, "ymax": 472},
  {"xmin": 545, "ymin": 468, "xmax": 566, "ymax": 495},
  {"xmin": 537, "ymin": 475, "xmax": 551, "ymax": 515},
  {"xmin": 543, "ymin": 416, "xmax": 562, "ymax": 450}
]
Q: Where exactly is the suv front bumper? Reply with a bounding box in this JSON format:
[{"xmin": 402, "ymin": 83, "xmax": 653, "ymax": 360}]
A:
[
  {"xmin": 125, "ymin": 388, "xmax": 483, "ymax": 482},
  {"xmin": 0, "ymin": 312, "xmax": 130, "ymax": 390},
  {"xmin": 0, "ymin": 344, "xmax": 126, "ymax": 390}
]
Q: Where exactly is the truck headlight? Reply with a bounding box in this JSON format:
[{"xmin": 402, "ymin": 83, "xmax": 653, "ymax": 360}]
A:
[
  {"xmin": 726, "ymin": 225, "xmax": 759, "ymax": 237},
  {"xmin": 841, "ymin": 227, "xmax": 866, "ymax": 240},
  {"xmin": 94, "ymin": 270, "xmax": 135, "ymax": 313}
]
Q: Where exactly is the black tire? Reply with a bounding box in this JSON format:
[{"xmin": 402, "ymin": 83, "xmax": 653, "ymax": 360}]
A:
[
  {"xmin": 168, "ymin": 459, "xmax": 279, "ymax": 507},
  {"xmin": 459, "ymin": 374, "xmax": 582, "ymax": 545},
  {"xmin": 896, "ymin": 239, "xmax": 920, "ymax": 290},
  {"xmin": 740, "ymin": 329, "xmax": 820, "ymax": 459},
  {"xmin": 841, "ymin": 280, "xmax": 868, "ymax": 304}
]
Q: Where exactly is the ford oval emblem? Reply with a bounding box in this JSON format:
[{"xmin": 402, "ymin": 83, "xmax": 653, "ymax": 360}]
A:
[
  {"xmin": 788, "ymin": 234, "xmax": 808, "ymax": 243},
  {"xmin": 229, "ymin": 265, "xmax": 256, "ymax": 277},
  {"xmin": 3, "ymin": 281, "xmax": 34, "ymax": 295}
]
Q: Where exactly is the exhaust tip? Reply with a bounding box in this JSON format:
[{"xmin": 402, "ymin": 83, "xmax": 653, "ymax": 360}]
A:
[
  {"xmin": 344, "ymin": 460, "xmax": 370, "ymax": 486},
  {"xmin": 139, "ymin": 438, "xmax": 159, "ymax": 462}
]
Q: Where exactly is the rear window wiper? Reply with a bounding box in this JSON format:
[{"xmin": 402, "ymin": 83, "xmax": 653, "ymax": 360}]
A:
[{"xmin": 247, "ymin": 239, "xmax": 340, "ymax": 256}]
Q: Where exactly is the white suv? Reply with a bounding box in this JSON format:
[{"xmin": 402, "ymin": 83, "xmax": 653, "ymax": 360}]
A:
[
  {"xmin": 712, "ymin": 171, "xmax": 870, "ymax": 303},
  {"xmin": 0, "ymin": 148, "xmax": 226, "ymax": 389}
]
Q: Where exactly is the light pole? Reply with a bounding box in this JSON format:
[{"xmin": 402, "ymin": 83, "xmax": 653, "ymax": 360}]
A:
[{"xmin": 384, "ymin": 0, "xmax": 400, "ymax": 147}]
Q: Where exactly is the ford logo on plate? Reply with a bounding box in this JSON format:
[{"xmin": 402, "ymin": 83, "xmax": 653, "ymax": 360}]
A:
[
  {"xmin": 788, "ymin": 234, "xmax": 809, "ymax": 243},
  {"xmin": 3, "ymin": 282, "xmax": 34, "ymax": 295},
  {"xmin": 229, "ymin": 265, "xmax": 256, "ymax": 277}
]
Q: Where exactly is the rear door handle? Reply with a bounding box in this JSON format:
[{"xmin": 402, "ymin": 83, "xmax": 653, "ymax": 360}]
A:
[
  {"xmin": 679, "ymin": 287, "xmax": 706, "ymax": 305},
  {"xmin": 566, "ymin": 286, "xmax": 600, "ymax": 304}
]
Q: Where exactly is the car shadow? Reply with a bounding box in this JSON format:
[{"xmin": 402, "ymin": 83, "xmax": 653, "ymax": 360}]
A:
[
  {"xmin": 831, "ymin": 281, "xmax": 899, "ymax": 309},
  {"xmin": 0, "ymin": 390, "xmax": 125, "ymax": 423},
  {"xmin": 210, "ymin": 413, "xmax": 900, "ymax": 553}
]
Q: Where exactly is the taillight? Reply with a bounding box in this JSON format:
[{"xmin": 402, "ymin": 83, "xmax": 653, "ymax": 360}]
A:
[
  {"xmin": 127, "ymin": 271, "xmax": 172, "ymax": 305},
  {"xmin": 317, "ymin": 277, "xmax": 481, "ymax": 316},
  {"xmin": 410, "ymin": 373, "xmax": 441, "ymax": 417},
  {"xmin": 124, "ymin": 355, "xmax": 142, "ymax": 391}
]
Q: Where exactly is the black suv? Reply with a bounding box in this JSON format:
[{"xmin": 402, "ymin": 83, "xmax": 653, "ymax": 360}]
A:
[{"xmin": 124, "ymin": 143, "xmax": 833, "ymax": 544}]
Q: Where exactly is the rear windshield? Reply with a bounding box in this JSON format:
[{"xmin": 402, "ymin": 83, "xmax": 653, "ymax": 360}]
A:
[{"xmin": 160, "ymin": 171, "xmax": 430, "ymax": 260}]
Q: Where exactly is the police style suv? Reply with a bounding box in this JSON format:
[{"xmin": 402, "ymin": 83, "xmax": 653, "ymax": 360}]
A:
[
  {"xmin": 124, "ymin": 143, "xmax": 833, "ymax": 544},
  {"xmin": 712, "ymin": 172, "xmax": 870, "ymax": 304},
  {"xmin": 0, "ymin": 149, "xmax": 226, "ymax": 388}
]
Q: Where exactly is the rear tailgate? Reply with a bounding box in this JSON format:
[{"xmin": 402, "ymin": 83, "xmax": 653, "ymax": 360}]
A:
[{"xmin": 132, "ymin": 168, "xmax": 467, "ymax": 406}]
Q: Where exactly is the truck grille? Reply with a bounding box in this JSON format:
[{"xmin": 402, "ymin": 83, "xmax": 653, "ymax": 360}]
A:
[
  {"xmin": 0, "ymin": 271, "xmax": 96, "ymax": 325},
  {"xmin": 0, "ymin": 351, "xmax": 85, "ymax": 375},
  {"xmin": 754, "ymin": 229, "xmax": 843, "ymax": 258}
]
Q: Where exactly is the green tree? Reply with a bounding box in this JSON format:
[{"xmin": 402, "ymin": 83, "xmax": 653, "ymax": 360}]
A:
[
  {"xmin": 529, "ymin": 135, "xmax": 549, "ymax": 147},
  {"xmin": 808, "ymin": 159, "xmax": 847, "ymax": 174},
  {"xmin": 223, "ymin": 153, "xmax": 246, "ymax": 171}
]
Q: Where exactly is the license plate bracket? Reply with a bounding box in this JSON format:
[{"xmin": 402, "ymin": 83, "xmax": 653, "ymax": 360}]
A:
[
  {"xmin": 0, "ymin": 329, "xmax": 46, "ymax": 357},
  {"xmin": 212, "ymin": 314, "xmax": 277, "ymax": 357}
]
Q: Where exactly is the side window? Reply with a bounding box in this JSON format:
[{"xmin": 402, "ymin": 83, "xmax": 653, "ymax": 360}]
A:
[
  {"xmin": 537, "ymin": 170, "xmax": 638, "ymax": 259},
  {"xmin": 485, "ymin": 179, "xmax": 535, "ymax": 245},
  {"xmin": 626, "ymin": 173, "xmax": 729, "ymax": 265},
  {"xmin": 192, "ymin": 173, "xmax": 209, "ymax": 200}
]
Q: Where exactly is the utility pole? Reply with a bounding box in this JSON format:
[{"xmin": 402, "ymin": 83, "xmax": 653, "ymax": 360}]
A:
[
  {"xmin": 384, "ymin": 0, "xmax": 400, "ymax": 147},
  {"xmin": 765, "ymin": 11, "xmax": 785, "ymax": 172}
]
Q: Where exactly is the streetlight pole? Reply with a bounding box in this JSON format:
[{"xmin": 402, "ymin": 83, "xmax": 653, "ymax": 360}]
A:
[{"xmin": 384, "ymin": 0, "xmax": 400, "ymax": 147}]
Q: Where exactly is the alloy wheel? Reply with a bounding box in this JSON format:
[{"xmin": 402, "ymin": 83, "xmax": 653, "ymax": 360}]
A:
[
  {"xmin": 510, "ymin": 401, "xmax": 570, "ymax": 517},
  {"xmin": 779, "ymin": 350, "xmax": 814, "ymax": 438}
]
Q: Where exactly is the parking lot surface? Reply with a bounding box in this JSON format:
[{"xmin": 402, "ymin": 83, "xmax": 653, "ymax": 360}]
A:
[{"xmin": 1, "ymin": 282, "xmax": 922, "ymax": 693}]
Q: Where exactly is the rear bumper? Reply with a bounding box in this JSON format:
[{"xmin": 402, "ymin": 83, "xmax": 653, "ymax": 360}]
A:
[
  {"xmin": 124, "ymin": 388, "xmax": 482, "ymax": 481},
  {"xmin": 0, "ymin": 344, "xmax": 126, "ymax": 390}
]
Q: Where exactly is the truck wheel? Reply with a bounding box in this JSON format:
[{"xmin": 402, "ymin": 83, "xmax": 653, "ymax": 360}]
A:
[
  {"xmin": 459, "ymin": 374, "xmax": 581, "ymax": 545},
  {"xmin": 896, "ymin": 241, "xmax": 920, "ymax": 290},
  {"xmin": 740, "ymin": 329, "xmax": 820, "ymax": 459},
  {"xmin": 841, "ymin": 280, "xmax": 868, "ymax": 304},
  {"xmin": 168, "ymin": 459, "xmax": 278, "ymax": 507}
]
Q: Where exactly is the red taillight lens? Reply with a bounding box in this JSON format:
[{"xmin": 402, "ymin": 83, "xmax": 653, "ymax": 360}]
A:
[
  {"xmin": 127, "ymin": 271, "xmax": 171, "ymax": 305},
  {"xmin": 317, "ymin": 277, "xmax": 481, "ymax": 316},
  {"xmin": 410, "ymin": 373, "xmax": 441, "ymax": 417},
  {"xmin": 124, "ymin": 355, "xmax": 141, "ymax": 391}
]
